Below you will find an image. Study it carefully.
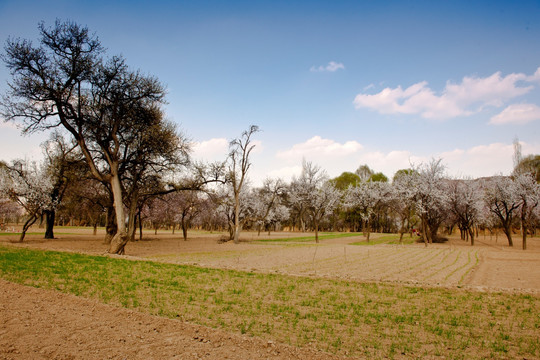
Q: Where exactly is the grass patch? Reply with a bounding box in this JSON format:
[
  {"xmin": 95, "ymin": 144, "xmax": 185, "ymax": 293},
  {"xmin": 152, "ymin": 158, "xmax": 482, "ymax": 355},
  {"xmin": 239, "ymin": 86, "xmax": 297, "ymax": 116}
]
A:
[
  {"xmin": 254, "ymin": 232, "xmax": 363, "ymax": 243},
  {"xmin": 0, "ymin": 232, "xmax": 82, "ymax": 236},
  {"xmin": 350, "ymin": 233, "xmax": 416, "ymax": 246},
  {"xmin": 0, "ymin": 245, "xmax": 538, "ymax": 359}
]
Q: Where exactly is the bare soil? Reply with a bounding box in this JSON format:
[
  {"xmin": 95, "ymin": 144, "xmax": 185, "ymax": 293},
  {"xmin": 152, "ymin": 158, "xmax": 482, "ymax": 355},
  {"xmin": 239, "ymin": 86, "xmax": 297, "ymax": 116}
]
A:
[
  {"xmin": 0, "ymin": 279, "xmax": 343, "ymax": 360},
  {"xmin": 1, "ymin": 227, "xmax": 539, "ymax": 359}
]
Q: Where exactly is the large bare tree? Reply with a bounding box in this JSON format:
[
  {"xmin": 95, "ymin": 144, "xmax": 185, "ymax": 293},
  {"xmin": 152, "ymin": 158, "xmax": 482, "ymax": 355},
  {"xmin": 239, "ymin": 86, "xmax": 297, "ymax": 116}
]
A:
[
  {"xmin": 1, "ymin": 20, "xmax": 186, "ymax": 254},
  {"xmin": 227, "ymin": 125, "xmax": 259, "ymax": 243}
]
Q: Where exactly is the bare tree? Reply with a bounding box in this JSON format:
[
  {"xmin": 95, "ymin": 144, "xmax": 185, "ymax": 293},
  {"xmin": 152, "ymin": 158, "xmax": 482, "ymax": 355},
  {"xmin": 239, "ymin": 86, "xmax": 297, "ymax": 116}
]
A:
[
  {"xmin": 227, "ymin": 125, "xmax": 259, "ymax": 243},
  {"xmin": 60, "ymin": 176, "xmax": 109, "ymax": 235},
  {"xmin": 168, "ymin": 190, "xmax": 203, "ymax": 241},
  {"xmin": 2, "ymin": 20, "xmax": 187, "ymax": 254}
]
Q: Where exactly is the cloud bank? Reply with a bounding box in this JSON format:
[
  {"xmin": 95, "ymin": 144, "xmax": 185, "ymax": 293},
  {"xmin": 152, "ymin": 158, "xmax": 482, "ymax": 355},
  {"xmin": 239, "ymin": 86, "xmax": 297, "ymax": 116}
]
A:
[
  {"xmin": 354, "ymin": 67, "xmax": 540, "ymax": 120},
  {"xmin": 490, "ymin": 103, "xmax": 540, "ymax": 125},
  {"xmin": 258, "ymin": 136, "xmax": 540, "ymax": 184}
]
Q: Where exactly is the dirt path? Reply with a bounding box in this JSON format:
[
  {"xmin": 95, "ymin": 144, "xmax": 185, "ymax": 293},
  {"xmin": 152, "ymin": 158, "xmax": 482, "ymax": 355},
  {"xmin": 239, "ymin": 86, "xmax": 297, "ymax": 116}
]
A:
[{"xmin": 0, "ymin": 279, "xmax": 344, "ymax": 360}]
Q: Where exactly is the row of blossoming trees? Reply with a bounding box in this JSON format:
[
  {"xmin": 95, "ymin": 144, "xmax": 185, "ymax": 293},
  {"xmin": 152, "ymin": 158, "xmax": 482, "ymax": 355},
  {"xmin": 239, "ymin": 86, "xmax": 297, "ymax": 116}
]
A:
[
  {"xmin": 138, "ymin": 157, "xmax": 538, "ymax": 249},
  {"xmin": 1, "ymin": 21, "xmax": 539, "ymax": 252},
  {"xmin": 4, "ymin": 152, "xmax": 537, "ymax": 249},
  {"xmin": 212, "ymin": 158, "xmax": 538, "ymax": 250}
]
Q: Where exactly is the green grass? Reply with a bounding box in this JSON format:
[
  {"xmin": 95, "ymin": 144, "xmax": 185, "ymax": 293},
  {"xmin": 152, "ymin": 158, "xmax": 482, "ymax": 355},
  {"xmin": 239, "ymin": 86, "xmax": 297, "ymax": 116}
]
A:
[
  {"xmin": 0, "ymin": 245, "xmax": 538, "ymax": 359},
  {"xmin": 0, "ymin": 231, "xmax": 83, "ymax": 236},
  {"xmin": 254, "ymin": 232, "xmax": 363, "ymax": 243},
  {"xmin": 350, "ymin": 233, "xmax": 416, "ymax": 246}
]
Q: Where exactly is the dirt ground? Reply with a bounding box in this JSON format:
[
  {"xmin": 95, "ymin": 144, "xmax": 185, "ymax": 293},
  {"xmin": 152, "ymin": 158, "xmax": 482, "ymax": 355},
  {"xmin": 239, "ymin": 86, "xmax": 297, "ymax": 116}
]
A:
[
  {"xmin": 0, "ymin": 278, "xmax": 346, "ymax": 360},
  {"xmin": 1, "ymin": 227, "xmax": 539, "ymax": 359}
]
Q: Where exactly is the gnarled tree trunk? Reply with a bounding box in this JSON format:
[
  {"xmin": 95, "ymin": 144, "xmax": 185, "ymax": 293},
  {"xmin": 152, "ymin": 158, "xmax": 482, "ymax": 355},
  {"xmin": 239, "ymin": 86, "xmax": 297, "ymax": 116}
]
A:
[{"xmin": 108, "ymin": 174, "xmax": 129, "ymax": 255}]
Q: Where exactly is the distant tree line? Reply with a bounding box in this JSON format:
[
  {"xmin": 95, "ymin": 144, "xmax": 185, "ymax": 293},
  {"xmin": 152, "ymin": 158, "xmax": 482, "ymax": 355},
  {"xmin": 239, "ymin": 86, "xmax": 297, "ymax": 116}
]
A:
[{"xmin": 2, "ymin": 149, "xmax": 539, "ymax": 250}]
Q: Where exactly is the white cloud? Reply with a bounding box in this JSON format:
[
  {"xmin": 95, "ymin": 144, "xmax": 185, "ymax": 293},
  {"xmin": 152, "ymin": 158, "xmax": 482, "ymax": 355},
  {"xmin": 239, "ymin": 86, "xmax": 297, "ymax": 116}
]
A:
[
  {"xmin": 273, "ymin": 137, "xmax": 424, "ymax": 181},
  {"xmin": 276, "ymin": 136, "xmax": 362, "ymax": 159},
  {"xmin": 363, "ymin": 83, "xmax": 375, "ymax": 91},
  {"xmin": 489, "ymin": 103, "xmax": 540, "ymax": 125},
  {"xmin": 250, "ymin": 140, "xmax": 264, "ymax": 154},
  {"xmin": 191, "ymin": 137, "xmax": 263, "ymax": 164},
  {"xmin": 527, "ymin": 67, "xmax": 540, "ymax": 83},
  {"xmin": 438, "ymin": 142, "xmax": 527, "ymax": 178},
  {"xmin": 190, "ymin": 138, "xmax": 228, "ymax": 162},
  {"xmin": 351, "ymin": 150, "xmax": 425, "ymax": 179},
  {"xmin": 353, "ymin": 68, "xmax": 539, "ymax": 120},
  {"xmin": 310, "ymin": 61, "xmax": 345, "ymax": 72},
  {"xmin": 269, "ymin": 137, "xmax": 540, "ymax": 184}
]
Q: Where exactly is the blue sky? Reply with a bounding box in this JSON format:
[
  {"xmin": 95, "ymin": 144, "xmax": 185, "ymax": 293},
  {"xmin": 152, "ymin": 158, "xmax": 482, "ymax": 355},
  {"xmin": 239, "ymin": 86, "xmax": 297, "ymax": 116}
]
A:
[{"xmin": 1, "ymin": 0, "xmax": 540, "ymax": 184}]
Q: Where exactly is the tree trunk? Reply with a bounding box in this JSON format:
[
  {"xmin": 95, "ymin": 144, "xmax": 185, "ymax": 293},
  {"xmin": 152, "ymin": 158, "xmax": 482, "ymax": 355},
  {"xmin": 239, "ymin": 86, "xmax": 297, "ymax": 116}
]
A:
[
  {"xmin": 521, "ymin": 203, "xmax": 528, "ymax": 250},
  {"xmin": 104, "ymin": 205, "xmax": 117, "ymax": 244},
  {"xmin": 19, "ymin": 214, "xmax": 38, "ymax": 242},
  {"xmin": 108, "ymin": 174, "xmax": 129, "ymax": 254},
  {"xmin": 233, "ymin": 193, "xmax": 241, "ymax": 244},
  {"xmin": 127, "ymin": 195, "xmax": 138, "ymax": 242},
  {"xmin": 421, "ymin": 215, "xmax": 428, "ymax": 247},
  {"xmin": 522, "ymin": 222, "xmax": 527, "ymax": 250},
  {"xmin": 44, "ymin": 210, "xmax": 55, "ymax": 239},
  {"xmin": 109, "ymin": 232, "xmax": 129, "ymax": 255},
  {"xmin": 181, "ymin": 216, "xmax": 188, "ymax": 241},
  {"xmin": 468, "ymin": 228, "xmax": 475, "ymax": 246},
  {"xmin": 361, "ymin": 218, "xmax": 371, "ymax": 242},
  {"xmin": 502, "ymin": 222, "xmax": 514, "ymax": 247},
  {"xmin": 399, "ymin": 218, "xmax": 406, "ymax": 244},
  {"xmin": 138, "ymin": 211, "xmax": 143, "ymax": 241}
]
